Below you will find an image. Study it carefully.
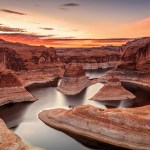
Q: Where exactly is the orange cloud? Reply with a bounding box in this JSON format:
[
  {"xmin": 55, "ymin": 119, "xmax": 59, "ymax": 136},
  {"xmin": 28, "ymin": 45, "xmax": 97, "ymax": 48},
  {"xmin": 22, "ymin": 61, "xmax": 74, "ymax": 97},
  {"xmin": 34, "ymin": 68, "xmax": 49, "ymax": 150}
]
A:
[{"xmin": 0, "ymin": 33, "xmax": 129, "ymax": 48}]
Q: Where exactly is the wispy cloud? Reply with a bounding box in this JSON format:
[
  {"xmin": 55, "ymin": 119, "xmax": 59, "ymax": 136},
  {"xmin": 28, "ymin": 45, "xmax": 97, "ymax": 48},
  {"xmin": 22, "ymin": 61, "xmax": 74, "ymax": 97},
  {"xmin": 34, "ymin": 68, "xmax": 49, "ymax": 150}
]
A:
[
  {"xmin": 60, "ymin": 3, "xmax": 80, "ymax": 11},
  {"xmin": 39, "ymin": 27, "xmax": 54, "ymax": 31},
  {"xmin": 62, "ymin": 3, "xmax": 80, "ymax": 7},
  {"xmin": 0, "ymin": 26, "xmax": 26, "ymax": 32},
  {"xmin": 0, "ymin": 9, "xmax": 26, "ymax": 15}
]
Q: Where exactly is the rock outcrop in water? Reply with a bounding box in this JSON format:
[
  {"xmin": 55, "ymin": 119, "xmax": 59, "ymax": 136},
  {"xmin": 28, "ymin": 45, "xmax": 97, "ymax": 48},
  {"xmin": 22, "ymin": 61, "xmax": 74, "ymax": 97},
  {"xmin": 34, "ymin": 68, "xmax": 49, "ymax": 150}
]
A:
[
  {"xmin": 0, "ymin": 69, "xmax": 36, "ymax": 106},
  {"xmin": 90, "ymin": 77, "xmax": 135, "ymax": 101},
  {"xmin": 39, "ymin": 104, "xmax": 150, "ymax": 150},
  {"xmin": 0, "ymin": 118, "xmax": 43, "ymax": 150},
  {"xmin": 57, "ymin": 63, "xmax": 90, "ymax": 95},
  {"xmin": 57, "ymin": 46, "xmax": 122, "ymax": 69}
]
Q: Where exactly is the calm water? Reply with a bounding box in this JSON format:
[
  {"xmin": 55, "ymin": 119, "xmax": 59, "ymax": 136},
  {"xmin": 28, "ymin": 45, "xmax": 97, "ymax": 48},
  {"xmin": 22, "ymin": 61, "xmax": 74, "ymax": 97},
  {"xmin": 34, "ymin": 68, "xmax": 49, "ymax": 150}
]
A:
[{"xmin": 0, "ymin": 70, "xmax": 150, "ymax": 150}]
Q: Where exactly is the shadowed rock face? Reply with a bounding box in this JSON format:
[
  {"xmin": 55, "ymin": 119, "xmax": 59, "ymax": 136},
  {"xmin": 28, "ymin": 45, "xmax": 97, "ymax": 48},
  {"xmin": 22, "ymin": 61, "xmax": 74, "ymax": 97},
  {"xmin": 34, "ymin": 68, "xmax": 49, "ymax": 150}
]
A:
[
  {"xmin": 57, "ymin": 63, "xmax": 90, "ymax": 95},
  {"xmin": 39, "ymin": 104, "xmax": 150, "ymax": 150},
  {"xmin": 0, "ymin": 69, "xmax": 36, "ymax": 106},
  {"xmin": 90, "ymin": 77, "xmax": 135, "ymax": 101},
  {"xmin": 0, "ymin": 118, "xmax": 43, "ymax": 150},
  {"xmin": 0, "ymin": 69, "xmax": 22, "ymax": 88},
  {"xmin": 116, "ymin": 37, "xmax": 150, "ymax": 72}
]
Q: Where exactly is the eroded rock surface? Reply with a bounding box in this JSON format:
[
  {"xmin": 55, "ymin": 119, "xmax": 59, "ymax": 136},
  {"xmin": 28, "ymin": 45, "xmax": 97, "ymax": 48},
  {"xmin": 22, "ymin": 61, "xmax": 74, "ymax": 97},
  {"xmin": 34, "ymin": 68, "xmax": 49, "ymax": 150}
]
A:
[
  {"xmin": 90, "ymin": 77, "xmax": 135, "ymax": 101},
  {"xmin": 0, "ymin": 69, "xmax": 36, "ymax": 106},
  {"xmin": 39, "ymin": 104, "xmax": 150, "ymax": 150},
  {"xmin": 57, "ymin": 63, "xmax": 90, "ymax": 95}
]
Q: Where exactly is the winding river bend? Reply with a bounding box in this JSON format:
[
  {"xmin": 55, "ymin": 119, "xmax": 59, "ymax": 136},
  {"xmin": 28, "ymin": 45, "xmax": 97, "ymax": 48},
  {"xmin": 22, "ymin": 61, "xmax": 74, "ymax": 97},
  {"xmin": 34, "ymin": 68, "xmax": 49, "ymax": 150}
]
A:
[{"xmin": 0, "ymin": 70, "xmax": 150, "ymax": 150}]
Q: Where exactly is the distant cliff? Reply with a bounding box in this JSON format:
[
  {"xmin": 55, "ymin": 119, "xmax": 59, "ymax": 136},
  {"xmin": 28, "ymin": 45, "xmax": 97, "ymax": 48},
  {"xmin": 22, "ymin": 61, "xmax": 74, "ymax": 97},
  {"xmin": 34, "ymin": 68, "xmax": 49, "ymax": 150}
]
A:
[
  {"xmin": 0, "ymin": 39, "xmax": 61, "ymax": 71},
  {"xmin": 116, "ymin": 37, "xmax": 150, "ymax": 72},
  {"xmin": 57, "ymin": 46, "xmax": 122, "ymax": 69}
]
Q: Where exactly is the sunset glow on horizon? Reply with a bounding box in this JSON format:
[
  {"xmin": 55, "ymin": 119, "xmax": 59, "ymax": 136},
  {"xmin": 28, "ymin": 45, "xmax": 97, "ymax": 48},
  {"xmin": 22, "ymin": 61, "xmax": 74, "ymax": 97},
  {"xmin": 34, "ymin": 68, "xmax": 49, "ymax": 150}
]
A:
[{"xmin": 0, "ymin": 0, "xmax": 150, "ymax": 47}]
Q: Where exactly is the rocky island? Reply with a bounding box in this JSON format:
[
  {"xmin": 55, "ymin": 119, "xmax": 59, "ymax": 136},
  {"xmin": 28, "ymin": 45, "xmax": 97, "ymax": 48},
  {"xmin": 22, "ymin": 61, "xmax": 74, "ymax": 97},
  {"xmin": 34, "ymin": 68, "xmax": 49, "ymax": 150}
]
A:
[
  {"xmin": 57, "ymin": 63, "xmax": 90, "ymax": 95},
  {"xmin": 90, "ymin": 77, "xmax": 136, "ymax": 101}
]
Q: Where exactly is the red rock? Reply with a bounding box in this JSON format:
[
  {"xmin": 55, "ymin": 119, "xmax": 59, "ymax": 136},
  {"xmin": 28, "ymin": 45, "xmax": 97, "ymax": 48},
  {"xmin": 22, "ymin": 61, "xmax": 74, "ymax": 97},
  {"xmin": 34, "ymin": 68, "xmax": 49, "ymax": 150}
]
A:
[
  {"xmin": 57, "ymin": 63, "xmax": 90, "ymax": 95},
  {"xmin": 90, "ymin": 77, "xmax": 135, "ymax": 101},
  {"xmin": 39, "ymin": 104, "xmax": 150, "ymax": 150},
  {"xmin": 57, "ymin": 46, "xmax": 122, "ymax": 69},
  {"xmin": 0, "ymin": 69, "xmax": 36, "ymax": 106}
]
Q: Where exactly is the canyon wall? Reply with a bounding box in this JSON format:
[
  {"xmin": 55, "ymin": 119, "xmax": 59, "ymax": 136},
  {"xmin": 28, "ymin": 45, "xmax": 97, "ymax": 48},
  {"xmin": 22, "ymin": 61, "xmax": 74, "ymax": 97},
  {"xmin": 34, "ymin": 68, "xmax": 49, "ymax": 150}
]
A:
[{"xmin": 57, "ymin": 46, "xmax": 122, "ymax": 69}]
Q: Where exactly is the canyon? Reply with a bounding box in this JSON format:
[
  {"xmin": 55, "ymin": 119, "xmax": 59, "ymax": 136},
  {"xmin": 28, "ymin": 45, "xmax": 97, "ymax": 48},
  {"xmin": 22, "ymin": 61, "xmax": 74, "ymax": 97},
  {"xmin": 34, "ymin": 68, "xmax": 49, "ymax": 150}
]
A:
[
  {"xmin": 57, "ymin": 46, "xmax": 122, "ymax": 69},
  {"xmin": 0, "ymin": 37, "xmax": 149, "ymax": 150},
  {"xmin": 39, "ymin": 37, "xmax": 150, "ymax": 150}
]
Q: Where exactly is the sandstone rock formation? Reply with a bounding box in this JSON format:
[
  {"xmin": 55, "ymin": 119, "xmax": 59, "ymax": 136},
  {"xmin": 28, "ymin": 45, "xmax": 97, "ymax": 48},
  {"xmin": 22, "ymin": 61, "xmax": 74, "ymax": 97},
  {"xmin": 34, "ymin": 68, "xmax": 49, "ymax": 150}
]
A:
[
  {"xmin": 90, "ymin": 77, "xmax": 135, "ymax": 101},
  {"xmin": 0, "ymin": 39, "xmax": 61, "ymax": 71},
  {"xmin": 57, "ymin": 63, "xmax": 90, "ymax": 95},
  {"xmin": 92, "ymin": 37, "xmax": 150, "ymax": 88},
  {"xmin": 39, "ymin": 104, "xmax": 150, "ymax": 150},
  {"xmin": 0, "ymin": 118, "xmax": 43, "ymax": 150},
  {"xmin": 0, "ymin": 38, "xmax": 65, "ymax": 87},
  {"xmin": 0, "ymin": 69, "xmax": 36, "ymax": 106},
  {"xmin": 57, "ymin": 46, "xmax": 122, "ymax": 69}
]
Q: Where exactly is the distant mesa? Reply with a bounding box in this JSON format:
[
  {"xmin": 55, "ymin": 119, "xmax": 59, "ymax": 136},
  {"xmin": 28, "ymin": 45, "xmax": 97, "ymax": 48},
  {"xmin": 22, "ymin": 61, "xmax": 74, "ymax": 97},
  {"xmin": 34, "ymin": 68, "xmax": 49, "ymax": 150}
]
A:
[
  {"xmin": 90, "ymin": 77, "xmax": 136, "ymax": 101},
  {"xmin": 57, "ymin": 63, "xmax": 90, "ymax": 95}
]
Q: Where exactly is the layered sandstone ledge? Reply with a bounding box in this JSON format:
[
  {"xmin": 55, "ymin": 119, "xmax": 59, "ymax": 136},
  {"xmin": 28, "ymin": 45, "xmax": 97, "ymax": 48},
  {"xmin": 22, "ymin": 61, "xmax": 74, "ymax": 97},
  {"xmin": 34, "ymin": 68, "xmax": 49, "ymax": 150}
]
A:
[
  {"xmin": 39, "ymin": 105, "xmax": 150, "ymax": 150},
  {"xmin": 90, "ymin": 78, "xmax": 135, "ymax": 101},
  {"xmin": 57, "ymin": 63, "xmax": 90, "ymax": 95},
  {"xmin": 0, "ymin": 69, "xmax": 36, "ymax": 106},
  {"xmin": 0, "ymin": 119, "xmax": 43, "ymax": 150}
]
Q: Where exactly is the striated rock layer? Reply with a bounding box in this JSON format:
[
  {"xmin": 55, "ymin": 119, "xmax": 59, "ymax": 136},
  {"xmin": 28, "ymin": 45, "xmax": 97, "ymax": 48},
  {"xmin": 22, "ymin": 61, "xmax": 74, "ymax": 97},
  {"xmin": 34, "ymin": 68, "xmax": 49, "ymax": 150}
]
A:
[
  {"xmin": 57, "ymin": 46, "xmax": 122, "ymax": 70},
  {"xmin": 90, "ymin": 77, "xmax": 135, "ymax": 101},
  {"xmin": 39, "ymin": 104, "xmax": 150, "ymax": 150},
  {"xmin": 0, "ymin": 69, "xmax": 36, "ymax": 106},
  {"xmin": 0, "ymin": 118, "xmax": 43, "ymax": 150},
  {"xmin": 57, "ymin": 63, "xmax": 90, "ymax": 95}
]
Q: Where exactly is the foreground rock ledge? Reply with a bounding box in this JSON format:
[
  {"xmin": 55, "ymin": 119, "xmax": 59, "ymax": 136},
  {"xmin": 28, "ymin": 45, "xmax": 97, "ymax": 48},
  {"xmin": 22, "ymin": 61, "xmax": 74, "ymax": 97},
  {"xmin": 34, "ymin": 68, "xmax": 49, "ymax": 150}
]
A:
[
  {"xmin": 0, "ymin": 119, "xmax": 43, "ymax": 150},
  {"xmin": 90, "ymin": 77, "xmax": 136, "ymax": 101},
  {"xmin": 39, "ymin": 105, "xmax": 150, "ymax": 150}
]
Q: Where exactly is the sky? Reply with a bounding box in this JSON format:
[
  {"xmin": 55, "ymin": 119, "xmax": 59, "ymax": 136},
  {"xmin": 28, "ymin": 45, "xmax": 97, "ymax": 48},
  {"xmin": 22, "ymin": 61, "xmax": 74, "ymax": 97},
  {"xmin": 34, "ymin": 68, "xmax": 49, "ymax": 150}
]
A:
[{"xmin": 0, "ymin": 0, "xmax": 150, "ymax": 47}]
